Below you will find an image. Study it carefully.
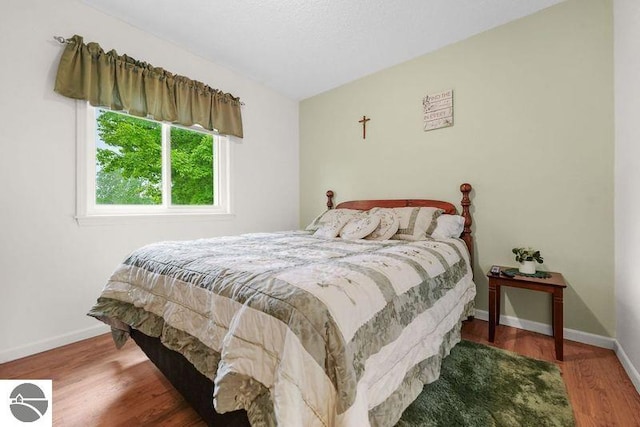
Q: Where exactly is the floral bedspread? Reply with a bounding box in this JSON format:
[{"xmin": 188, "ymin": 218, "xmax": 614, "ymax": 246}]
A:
[{"xmin": 89, "ymin": 231, "xmax": 475, "ymax": 427}]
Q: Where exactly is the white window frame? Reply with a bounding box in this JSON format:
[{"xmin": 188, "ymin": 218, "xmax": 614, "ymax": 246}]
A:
[{"xmin": 76, "ymin": 102, "xmax": 233, "ymax": 225}]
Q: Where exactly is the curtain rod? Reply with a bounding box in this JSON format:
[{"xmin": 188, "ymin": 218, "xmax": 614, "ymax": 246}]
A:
[{"xmin": 53, "ymin": 36, "xmax": 71, "ymax": 44}]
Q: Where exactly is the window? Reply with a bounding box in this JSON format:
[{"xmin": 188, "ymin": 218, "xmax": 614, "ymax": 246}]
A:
[{"xmin": 77, "ymin": 103, "xmax": 231, "ymax": 224}]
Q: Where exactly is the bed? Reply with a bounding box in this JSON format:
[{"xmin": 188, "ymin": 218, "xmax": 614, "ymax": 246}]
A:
[{"xmin": 88, "ymin": 183, "xmax": 476, "ymax": 427}]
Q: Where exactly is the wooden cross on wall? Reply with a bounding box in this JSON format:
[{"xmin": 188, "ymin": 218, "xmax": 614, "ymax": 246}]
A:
[{"xmin": 358, "ymin": 115, "xmax": 370, "ymax": 139}]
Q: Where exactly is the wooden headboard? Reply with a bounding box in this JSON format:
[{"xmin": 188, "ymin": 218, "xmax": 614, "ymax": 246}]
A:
[{"xmin": 325, "ymin": 183, "xmax": 474, "ymax": 268}]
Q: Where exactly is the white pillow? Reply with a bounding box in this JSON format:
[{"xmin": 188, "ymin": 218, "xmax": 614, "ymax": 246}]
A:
[
  {"xmin": 340, "ymin": 213, "xmax": 381, "ymax": 240},
  {"xmin": 306, "ymin": 209, "xmax": 361, "ymax": 232},
  {"xmin": 391, "ymin": 207, "xmax": 443, "ymax": 241},
  {"xmin": 365, "ymin": 208, "xmax": 400, "ymax": 241},
  {"xmin": 313, "ymin": 215, "xmax": 352, "ymax": 238},
  {"xmin": 431, "ymin": 214, "xmax": 465, "ymax": 239}
]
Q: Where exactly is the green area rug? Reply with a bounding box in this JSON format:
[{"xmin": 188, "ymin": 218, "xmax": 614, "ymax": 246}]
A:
[{"xmin": 396, "ymin": 340, "xmax": 575, "ymax": 427}]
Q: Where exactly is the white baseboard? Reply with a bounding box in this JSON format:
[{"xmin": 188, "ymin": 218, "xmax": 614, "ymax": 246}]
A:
[
  {"xmin": 0, "ymin": 324, "xmax": 110, "ymax": 364},
  {"xmin": 473, "ymin": 309, "xmax": 616, "ymax": 349},
  {"xmin": 614, "ymin": 341, "xmax": 640, "ymax": 394}
]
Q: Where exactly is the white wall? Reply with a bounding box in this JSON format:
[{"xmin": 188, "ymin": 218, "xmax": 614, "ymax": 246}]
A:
[
  {"xmin": 0, "ymin": 0, "xmax": 299, "ymax": 362},
  {"xmin": 614, "ymin": 0, "xmax": 640, "ymax": 389}
]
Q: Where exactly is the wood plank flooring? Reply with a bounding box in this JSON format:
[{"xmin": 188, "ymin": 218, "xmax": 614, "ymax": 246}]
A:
[{"xmin": 1, "ymin": 320, "xmax": 639, "ymax": 426}]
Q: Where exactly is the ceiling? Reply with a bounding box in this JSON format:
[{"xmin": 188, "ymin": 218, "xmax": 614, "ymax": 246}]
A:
[{"xmin": 82, "ymin": 0, "xmax": 564, "ymax": 100}]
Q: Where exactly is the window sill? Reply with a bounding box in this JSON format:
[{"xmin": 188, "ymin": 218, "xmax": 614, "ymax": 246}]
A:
[{"xmin": 75, "ymin": 212, "xmax": 235, "ymax": 226}]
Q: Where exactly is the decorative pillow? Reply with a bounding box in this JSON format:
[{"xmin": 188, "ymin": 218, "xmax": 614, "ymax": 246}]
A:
[
  {"xmin": 340, "ymin": 213, "xmax": 381, "ymax": 240},
  {"xmin": 431, "ymin": 214, "xmax": 465, "ymax": 239},
  {"xmin": 391, "ymin": 207, "xmax": 444, "ymax": 241},
  {"xmin": 365, "ymin": 208, "xmax": 400, "ymax": 241},
  {"xmin": 306, "ymin": 209, "xmax": 361, "ymax": 232},
  {"xmin": 313, "ymin": 215, "xmax": 352, "ymax": 238}
]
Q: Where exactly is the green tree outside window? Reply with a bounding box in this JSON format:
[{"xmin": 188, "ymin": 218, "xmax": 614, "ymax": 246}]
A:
[{"xmin": 95, "ymin": 110, "xmax": 214, "ymax": 205}]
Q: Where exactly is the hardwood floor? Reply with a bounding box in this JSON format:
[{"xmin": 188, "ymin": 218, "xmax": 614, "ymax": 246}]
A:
[{"xmin": 1, "ymin": 320, "xmax": 639, "ymax": 426}]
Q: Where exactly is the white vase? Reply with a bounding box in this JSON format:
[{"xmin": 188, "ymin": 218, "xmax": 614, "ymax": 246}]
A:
[{"xmin": 519, "ymin": 260, "xmax": 536, "ymax": 274}]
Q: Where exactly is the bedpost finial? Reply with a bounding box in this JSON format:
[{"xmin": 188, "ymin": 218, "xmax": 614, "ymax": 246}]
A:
[
  {"xmin": 459, "ymin": 183, "xmax": 473, "ymax": 273},
  {"xmin": 326, "ymin": 190, "xmax": 334, "ymax": 210},
  {"xmin": 459, "ymin": 183, "xmax": 472, "ymax": 222},
  {"xmin": 460, "ymin": 183, "xmax": 472, "ymax": 210}
]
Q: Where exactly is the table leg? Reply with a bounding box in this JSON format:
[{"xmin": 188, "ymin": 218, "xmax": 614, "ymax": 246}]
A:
[
  {"xmin": 489, "ymin": 281, "xmax": 496, "ymax": 342},
  {"xmin": 551, "ymin": 294, "xmax": 555, "ymax": 336},
  {"xmin": 553, "ymin": 288, "xmax": 564, "ymax": 361},
  {"xmin": 495, "ymin": 284, "xmax": 501, "ymax": 326}
]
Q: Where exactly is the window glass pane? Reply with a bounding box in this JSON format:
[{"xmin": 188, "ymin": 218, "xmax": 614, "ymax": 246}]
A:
[
  {"xmin": 170, "ymin": 127, "xmax": 214, "ymax": 205},
  {"xmin": 95, "ymin": 110, "xmax": 162, "ymax": 205}
]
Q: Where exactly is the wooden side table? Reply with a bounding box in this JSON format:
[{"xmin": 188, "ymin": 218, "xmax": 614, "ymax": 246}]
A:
[{"xmin": 487, "ymin": 267, "xmax": 568, "ymax": 360}]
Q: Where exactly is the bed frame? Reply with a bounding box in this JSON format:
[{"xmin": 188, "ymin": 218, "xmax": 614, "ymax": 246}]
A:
[{"xmin": 131, "ymin": 183, "xmax": 474, "ymax": 426}]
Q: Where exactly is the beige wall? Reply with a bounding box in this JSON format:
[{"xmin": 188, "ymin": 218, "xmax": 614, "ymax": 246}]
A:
[{"xmin": 300, "ymin": 0, "xmax": 614, "ymax": 336}]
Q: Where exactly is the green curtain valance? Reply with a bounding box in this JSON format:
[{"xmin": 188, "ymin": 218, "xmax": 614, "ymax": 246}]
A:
[{"xmin": 54, "ymin": 35, "xmax": 243, "ymax": 138}]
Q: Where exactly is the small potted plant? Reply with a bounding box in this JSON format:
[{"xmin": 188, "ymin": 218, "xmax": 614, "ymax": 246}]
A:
[{"xmin": 512, "ymin": 247, "xmax": 543, "ymax": 274}]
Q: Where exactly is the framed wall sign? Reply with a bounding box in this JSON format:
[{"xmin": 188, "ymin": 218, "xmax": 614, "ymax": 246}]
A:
[{"xmin": 423, "ymin": 89, "xmax": 453, "ymax": 131}]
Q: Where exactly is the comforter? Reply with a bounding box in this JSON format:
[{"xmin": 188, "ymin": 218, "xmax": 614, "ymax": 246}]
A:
[{"xmin": 89, "ymin": 231, "xmax": 475, "ymax": 427}]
